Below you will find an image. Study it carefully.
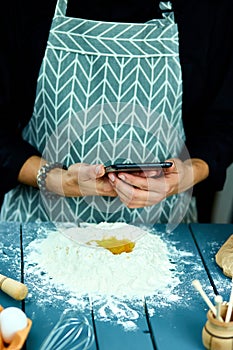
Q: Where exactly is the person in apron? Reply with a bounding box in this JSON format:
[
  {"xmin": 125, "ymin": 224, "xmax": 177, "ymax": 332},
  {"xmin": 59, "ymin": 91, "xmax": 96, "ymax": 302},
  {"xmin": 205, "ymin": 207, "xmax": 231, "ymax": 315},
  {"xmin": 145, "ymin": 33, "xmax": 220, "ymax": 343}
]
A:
[{"xmin": 0, "ymin": 0, "xmax": 206, "ymax": 227}]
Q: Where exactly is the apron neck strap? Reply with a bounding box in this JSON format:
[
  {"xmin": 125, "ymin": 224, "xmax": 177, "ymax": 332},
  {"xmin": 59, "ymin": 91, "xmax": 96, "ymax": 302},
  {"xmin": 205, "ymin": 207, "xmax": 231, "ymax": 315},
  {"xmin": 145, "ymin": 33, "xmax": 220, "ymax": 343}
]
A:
[
  {"xmin": 54, "ymin": 0, "xmax": 68, "ymax": 17},
  {"xmin": 53, "ymin": 0, "xmax": 173, "ymax": 19}
]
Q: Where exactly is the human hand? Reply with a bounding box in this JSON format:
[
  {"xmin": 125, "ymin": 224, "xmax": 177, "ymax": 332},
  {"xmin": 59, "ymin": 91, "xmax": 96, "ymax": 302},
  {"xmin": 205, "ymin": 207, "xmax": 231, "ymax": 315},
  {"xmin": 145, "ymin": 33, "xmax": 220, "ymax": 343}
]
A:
[
  {"xmin": 46, "ymin": 163, "xmax": 117, "ymax": 198},
  {"xmin": 107, "ymin": 158, "xmax": 209, "ymax": 208}
]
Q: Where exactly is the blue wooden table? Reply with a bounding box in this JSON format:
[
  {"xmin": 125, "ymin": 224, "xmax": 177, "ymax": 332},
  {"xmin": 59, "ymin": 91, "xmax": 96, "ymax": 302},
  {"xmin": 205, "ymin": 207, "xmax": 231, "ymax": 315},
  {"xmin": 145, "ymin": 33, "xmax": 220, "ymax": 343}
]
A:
[{"xmin": 1, "ymin": 222, "xmax": 233, "ymax": 350}]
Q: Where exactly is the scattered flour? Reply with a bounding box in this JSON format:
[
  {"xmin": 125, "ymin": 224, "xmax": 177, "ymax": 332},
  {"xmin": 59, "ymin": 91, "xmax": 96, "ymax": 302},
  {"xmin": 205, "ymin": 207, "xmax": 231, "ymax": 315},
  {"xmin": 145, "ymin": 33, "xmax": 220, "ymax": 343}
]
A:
[{"xmin": 22, "ymin": 223, "xmax": 228, "ymax": 331}]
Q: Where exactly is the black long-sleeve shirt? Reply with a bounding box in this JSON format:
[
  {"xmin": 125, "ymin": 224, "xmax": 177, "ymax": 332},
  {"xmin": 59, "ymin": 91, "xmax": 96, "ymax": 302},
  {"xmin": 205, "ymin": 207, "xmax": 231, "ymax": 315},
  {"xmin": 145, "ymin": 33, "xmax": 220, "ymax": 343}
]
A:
[{"xmin": 1, "ymin": 0, "xmax": 233, "ymax": 198}]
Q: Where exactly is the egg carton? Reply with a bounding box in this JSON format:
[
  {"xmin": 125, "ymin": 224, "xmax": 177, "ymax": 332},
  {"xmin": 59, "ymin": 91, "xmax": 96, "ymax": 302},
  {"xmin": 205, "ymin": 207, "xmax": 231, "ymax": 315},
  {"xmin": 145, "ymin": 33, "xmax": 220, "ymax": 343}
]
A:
[{"xmin": 0, "ymin": 306, "xmax": 32, "ymax": 350}]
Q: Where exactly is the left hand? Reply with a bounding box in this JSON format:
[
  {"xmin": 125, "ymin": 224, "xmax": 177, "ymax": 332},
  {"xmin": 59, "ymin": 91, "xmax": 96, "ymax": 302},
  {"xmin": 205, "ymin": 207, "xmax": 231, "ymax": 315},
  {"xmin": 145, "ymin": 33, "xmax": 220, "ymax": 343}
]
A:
[{"xmin": 107, "ymin": 158, "xmax": 209, "ymax": 208}]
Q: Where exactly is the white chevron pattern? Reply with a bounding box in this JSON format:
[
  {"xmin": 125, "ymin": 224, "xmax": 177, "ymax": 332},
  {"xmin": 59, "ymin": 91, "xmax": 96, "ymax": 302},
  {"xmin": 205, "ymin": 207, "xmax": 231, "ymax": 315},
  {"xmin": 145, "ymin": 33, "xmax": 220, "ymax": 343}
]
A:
[{"xmin": 1, "ymin": 0, "xmax": 196, "ymax": 225}]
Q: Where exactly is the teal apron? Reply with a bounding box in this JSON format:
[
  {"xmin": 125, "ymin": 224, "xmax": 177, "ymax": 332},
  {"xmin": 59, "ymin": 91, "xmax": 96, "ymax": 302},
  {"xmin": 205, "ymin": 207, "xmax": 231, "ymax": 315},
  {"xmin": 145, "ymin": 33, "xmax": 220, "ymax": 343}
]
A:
[{"xmin": 1, "ymin": 0, "xmax": 197, "ymax": 225}]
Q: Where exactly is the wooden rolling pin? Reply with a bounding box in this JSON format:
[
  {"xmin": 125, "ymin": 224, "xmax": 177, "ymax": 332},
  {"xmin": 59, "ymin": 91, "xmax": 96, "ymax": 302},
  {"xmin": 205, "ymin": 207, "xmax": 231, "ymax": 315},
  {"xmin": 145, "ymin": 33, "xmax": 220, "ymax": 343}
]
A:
[{"xmin": 0, "ymin": 274, "xmax": 28, "ymax": 300}]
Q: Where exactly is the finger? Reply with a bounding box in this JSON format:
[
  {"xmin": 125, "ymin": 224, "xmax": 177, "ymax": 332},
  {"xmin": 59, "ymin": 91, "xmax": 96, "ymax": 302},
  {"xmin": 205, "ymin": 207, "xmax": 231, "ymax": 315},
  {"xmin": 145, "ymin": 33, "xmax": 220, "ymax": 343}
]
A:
[
  {"xmin": 78, "ymin": 164, "xmax": 105, "ymax": 181},
  {"xmin": 117, "ymin": 172, "xmax": 166, "ymax": 191},
  {"xmin": 109, "ymin": 171, "xmax": 170, "ymax": 195},
  {"xmin": 131, "ymin": 169, "xmax": 162, "ymax": 178},
  {"xmin": 95, "ymin": 164, "xmax": 106, "ymax": 178},
  {"xmin": 119, "ymin": 186, "xmax": 164, "ymax": 208},
  {"xmin": 109, "ymin": 176, "xmax": 166, "ymax": 208},
  {"xmin": 163, "ymin": 159, "xmax": 178, "ymax": 174}
]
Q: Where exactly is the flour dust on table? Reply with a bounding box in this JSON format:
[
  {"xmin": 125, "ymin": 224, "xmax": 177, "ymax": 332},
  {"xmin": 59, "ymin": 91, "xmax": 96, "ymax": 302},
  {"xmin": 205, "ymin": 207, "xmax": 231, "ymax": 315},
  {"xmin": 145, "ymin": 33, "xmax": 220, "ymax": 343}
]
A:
[{"xmin": 22, "ymin": 223, "xmax": 223, "ymax": 331}]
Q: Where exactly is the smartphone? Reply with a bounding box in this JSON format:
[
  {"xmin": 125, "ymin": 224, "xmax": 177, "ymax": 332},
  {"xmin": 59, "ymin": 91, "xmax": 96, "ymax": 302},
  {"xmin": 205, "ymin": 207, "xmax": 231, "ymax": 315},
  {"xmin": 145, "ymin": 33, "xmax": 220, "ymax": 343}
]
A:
[{"xmin": 104, "ymin": 161, "xmax": 173, "ymax": 173}]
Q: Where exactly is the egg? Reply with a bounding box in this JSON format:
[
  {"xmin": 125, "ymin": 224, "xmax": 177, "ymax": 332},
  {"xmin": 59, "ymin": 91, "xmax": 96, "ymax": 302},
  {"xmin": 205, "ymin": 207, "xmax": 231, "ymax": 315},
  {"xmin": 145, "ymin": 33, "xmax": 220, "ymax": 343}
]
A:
[{"xmin": 0, "ymin": 307, "xmax": 28, "ymax": 343}]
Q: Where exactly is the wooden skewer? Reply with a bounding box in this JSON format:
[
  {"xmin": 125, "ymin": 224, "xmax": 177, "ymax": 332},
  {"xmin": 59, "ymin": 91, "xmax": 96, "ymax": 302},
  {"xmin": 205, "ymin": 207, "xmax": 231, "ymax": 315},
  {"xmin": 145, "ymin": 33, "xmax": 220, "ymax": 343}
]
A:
[
  {"xmin": 214, "ymin": 295, "xmax": 223, "ymax": 322},
  {"xmin": 225, "ymin": 277, "xmax": 233, "ymax": 323},
  {"xmin": 192, "ymin": 279, "xmax": 224, "ymax": 322}
]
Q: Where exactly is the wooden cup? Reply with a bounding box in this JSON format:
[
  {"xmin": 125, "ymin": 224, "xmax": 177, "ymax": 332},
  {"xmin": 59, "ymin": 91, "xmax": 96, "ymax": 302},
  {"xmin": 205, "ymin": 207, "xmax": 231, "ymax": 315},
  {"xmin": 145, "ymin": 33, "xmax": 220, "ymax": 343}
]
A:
[{"xmin": 202, "ymin": 304, "xmax": 233, "ymax": 350}]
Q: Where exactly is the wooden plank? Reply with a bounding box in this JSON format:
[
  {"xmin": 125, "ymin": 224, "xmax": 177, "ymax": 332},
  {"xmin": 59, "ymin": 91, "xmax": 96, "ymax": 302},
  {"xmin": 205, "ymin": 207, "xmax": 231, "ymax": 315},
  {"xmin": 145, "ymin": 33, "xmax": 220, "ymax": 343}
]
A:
[
  {"xmin": 0, "ymin": 222, "xmax": 22, "ymax": 309},
  {"xmin": 145, "ymin": 224, "xmax": 213, "ymax": 350},
  {"xmin": 190, "ymin": 223, "xmax": 233, "ymax": 301},
  {"xmin": 22, "ymin": 222, "xmax": 97, "ymax": 350},
  {"xmin": 92, "ymin": 298, "xmax": 154, "ymax": 350}
]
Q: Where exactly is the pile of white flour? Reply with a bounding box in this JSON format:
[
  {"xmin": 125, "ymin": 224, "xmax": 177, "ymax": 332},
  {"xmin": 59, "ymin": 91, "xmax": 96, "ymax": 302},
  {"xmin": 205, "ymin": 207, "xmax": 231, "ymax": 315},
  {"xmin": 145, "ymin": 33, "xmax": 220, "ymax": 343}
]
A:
[
  {"xmin": 24, "ymin": 223, "xmax": 198, "ymax": 330},
  {"xmin": 25, "ymin": 223, "xmax": 179, "ymax": 299}
]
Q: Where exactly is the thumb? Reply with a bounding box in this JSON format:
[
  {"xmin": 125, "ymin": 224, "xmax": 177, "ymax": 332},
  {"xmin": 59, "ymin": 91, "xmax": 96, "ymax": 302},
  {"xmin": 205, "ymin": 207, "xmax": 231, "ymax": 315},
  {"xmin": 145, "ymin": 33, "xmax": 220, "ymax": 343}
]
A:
[
  {"xmin": 94, "ymin": 164, "xmax": 105, "ymax": 178},
  {"xmin": 164, "ymin": 159, "xmax": 178, "ymax": 174}
]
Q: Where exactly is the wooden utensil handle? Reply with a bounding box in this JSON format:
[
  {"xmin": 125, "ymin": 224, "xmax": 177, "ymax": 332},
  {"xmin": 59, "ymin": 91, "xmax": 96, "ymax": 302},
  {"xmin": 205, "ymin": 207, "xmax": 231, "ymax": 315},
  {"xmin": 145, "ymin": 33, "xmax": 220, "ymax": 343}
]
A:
[{"xmin": 0, "ymin": 274, "xmax": 28, "ymax": 300}]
